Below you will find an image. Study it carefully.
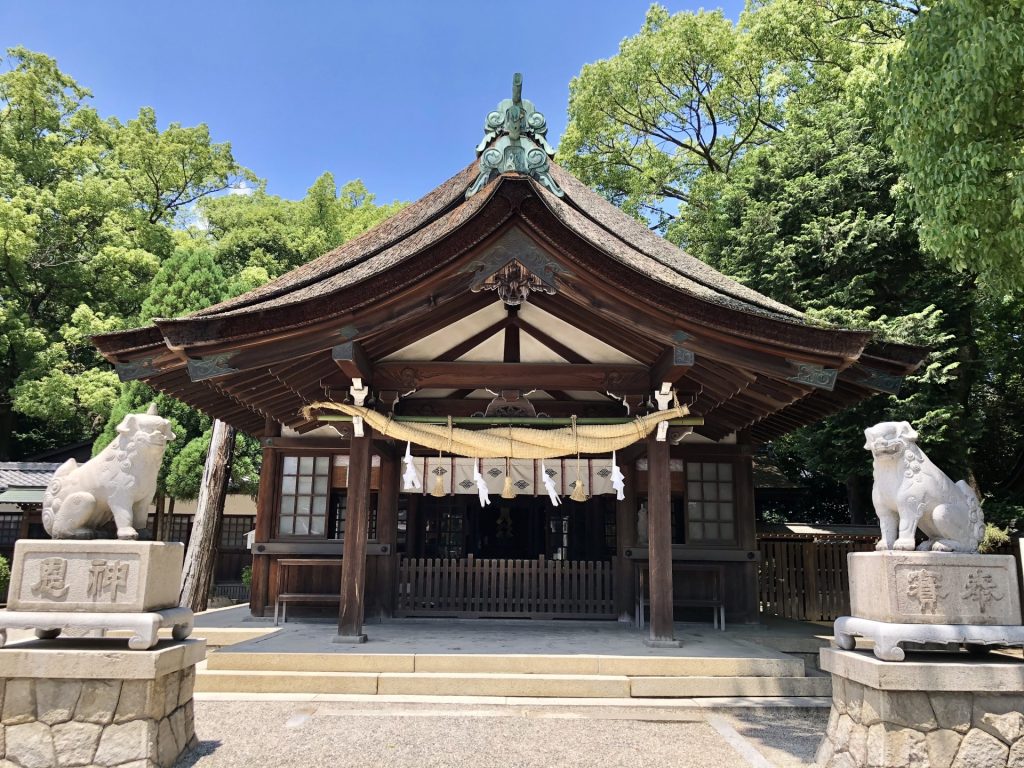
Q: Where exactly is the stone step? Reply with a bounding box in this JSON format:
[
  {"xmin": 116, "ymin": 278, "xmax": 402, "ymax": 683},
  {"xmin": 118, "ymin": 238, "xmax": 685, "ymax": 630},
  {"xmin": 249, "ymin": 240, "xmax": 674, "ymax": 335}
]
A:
[
  {"xmin": 107, "ymin": 627, "xmax": 277, "ymax": 649},
  {"xmin": 195, "ymin": 665, "xmax": 828, "ymax": 698},
  {"xmin": 630, "ymin": 675, "xmax": 831, "ymax": 698},
  {"xmin": 205, "ymin": 651, "xmax": 804, "ymax": 678}
]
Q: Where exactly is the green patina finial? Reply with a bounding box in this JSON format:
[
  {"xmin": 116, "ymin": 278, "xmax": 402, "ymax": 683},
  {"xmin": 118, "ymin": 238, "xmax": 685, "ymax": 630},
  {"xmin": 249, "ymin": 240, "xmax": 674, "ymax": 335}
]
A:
[{"xmin": 465, "ymin": 73, "xmax": 563, "ymax": 199}]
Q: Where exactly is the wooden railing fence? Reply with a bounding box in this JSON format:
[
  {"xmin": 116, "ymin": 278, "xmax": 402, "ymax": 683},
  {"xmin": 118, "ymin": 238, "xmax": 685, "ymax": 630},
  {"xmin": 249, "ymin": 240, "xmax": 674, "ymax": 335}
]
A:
[
  {"xmin": 758, "ymin": 539, "xmax": 877, "ymax": 621},
  {"xmin": 396, "ymin": 555, "xmax": 615, "ymax": 619}
]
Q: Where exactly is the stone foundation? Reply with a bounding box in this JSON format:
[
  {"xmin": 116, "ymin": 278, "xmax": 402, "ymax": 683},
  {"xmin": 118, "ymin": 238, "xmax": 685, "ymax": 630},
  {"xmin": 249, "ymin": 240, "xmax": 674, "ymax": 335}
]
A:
[
  {"xmin": 817, "ymin": 648, "xmax": 1024, "ymax": 767},
  {"xmin": 0, "ymin": 638, "xmax": 204, "ymax": 768}
]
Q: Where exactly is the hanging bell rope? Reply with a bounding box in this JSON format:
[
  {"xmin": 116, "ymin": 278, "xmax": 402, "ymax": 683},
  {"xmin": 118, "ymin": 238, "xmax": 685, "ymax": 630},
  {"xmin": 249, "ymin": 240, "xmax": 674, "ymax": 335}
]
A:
[{"xmin": 303, "ymin": 401, "xmax": 688, "ymax": 459}]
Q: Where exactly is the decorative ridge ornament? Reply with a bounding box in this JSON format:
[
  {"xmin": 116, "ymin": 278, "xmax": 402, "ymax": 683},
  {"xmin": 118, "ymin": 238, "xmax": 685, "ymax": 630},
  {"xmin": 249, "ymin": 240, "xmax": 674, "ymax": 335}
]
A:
[{"xmin": 466, "ymin": 73, "xmax": 564, "ymax": 199}]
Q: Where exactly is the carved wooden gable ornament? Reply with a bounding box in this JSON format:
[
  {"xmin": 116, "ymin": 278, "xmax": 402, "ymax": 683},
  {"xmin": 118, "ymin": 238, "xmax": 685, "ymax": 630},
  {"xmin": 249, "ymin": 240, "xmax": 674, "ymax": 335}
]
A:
[{"xmin": 461, "ymin": 226, "xmax": 569, "ymax": 306}]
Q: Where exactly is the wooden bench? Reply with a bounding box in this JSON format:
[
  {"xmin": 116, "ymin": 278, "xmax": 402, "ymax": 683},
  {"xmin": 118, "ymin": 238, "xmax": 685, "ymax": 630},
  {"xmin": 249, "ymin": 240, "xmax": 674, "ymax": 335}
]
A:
[
  {"xmin": 635, "ymin": 562, "xmax": 726, "ymax": 631},
  {"xmin": 273, "ymin": 558, "xmax": 343, "ymax": 625}
]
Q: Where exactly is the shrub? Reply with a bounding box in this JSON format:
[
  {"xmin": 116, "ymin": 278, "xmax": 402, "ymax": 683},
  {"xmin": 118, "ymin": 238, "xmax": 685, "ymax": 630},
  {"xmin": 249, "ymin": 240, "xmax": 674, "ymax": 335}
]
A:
[
  {"xmin": 978, "ymin": 523, "xmax": 1012, "ymax": 554},
  {"xmin": 0, "ymin": 555, "xmax": 10, "ymax": 601},
  {"xmin": 241, "ymin": 565, "xmax": 252, "ymax": 587}
]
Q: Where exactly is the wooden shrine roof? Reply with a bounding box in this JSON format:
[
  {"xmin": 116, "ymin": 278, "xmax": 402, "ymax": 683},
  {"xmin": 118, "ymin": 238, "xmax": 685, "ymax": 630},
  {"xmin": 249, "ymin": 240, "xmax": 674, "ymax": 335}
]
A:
[{"xmin": 93, "ymin": 89, "xmax": 927, "ymax": 444}]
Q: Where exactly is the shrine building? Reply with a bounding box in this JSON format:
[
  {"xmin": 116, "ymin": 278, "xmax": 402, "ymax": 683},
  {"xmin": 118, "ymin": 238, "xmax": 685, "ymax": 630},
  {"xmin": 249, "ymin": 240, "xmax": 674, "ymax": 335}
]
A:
[{"xmin": 93, "ymin": 76, "xmax": 926, "ymax": 645}]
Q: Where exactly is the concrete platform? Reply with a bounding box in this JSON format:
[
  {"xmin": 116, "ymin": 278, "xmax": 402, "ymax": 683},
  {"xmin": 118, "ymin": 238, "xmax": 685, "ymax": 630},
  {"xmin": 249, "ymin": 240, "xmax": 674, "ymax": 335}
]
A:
[{"xmin": 195, "ymin": 613, "xmax": 827, "ymax": 699}]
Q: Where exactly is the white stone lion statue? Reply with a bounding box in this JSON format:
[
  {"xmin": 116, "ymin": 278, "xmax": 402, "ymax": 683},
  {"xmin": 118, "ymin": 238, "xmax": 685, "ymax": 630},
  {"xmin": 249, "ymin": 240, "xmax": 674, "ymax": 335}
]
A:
[
  {"xmin": 42, "ymin": 404, "xmax": 176, "ymax": 540},
  {"xmin": 864, "ymin": 421, "xmax": 984, "ymax": 552}
]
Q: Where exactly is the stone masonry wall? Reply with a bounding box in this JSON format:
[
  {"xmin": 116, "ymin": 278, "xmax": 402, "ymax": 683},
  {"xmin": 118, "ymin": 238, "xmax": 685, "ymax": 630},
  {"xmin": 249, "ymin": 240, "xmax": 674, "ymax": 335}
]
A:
[
  {"xmin": 817, "ymin": 675, "xmax": 1024, "ymax": 768},
  {"xmin": 0, "ymin": 666, "xmax": 196, "ymax": 768}
]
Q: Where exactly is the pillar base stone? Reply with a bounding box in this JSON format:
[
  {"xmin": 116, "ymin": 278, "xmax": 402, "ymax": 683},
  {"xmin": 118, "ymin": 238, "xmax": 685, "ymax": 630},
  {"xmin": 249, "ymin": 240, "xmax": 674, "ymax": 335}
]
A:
[
  {"xmin": 643, "ymin": 638, "xmax": 682, "ymax": 648},
  {"xmin": 333, "ymin": 633, "xmax": 368, "ymax": 644}
]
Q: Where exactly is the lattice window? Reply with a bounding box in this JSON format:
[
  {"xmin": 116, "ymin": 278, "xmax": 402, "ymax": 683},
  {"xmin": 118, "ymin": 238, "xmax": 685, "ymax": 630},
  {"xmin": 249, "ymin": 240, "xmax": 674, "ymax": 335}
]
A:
[
  {"xmin": 685, "ymin": 462, "xmax": 736, "ymax": 544},
  {"xmin": 547, "ymin": 510, "xmax": 569, "ymax": 560},
  {"xmin": 0, "ymin": 514, "xmax": 20, "ymax": 546},
  {"xmin": 278, "ymin": 456, "xmax": 331, "ymax": 537},
  {"xmin": 328, "ymin": 492, "xmax": 377, "ymax": 541},
  {"xmin": 220, "ymin": 516, "xmax": 255, "ymax": 549},
  {"xmin": 165, "ymin": 515, "xmax": 192, "ymax": 545}
]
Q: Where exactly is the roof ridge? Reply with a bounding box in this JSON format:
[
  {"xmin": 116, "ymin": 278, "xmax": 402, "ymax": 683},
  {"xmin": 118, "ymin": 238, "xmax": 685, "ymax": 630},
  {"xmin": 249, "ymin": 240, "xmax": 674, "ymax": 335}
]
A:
[
  {"xmin": 546, "ymin": 163, "xmax": 805, "ymax": 321},
  {"xmin": 191, "ymin": 161, "xmax": 480, "ymax": 319}
]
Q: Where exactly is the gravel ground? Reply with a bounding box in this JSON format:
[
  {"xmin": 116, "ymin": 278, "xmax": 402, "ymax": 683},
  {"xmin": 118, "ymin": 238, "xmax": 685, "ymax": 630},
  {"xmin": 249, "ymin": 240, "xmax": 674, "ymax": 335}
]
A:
[{"xmin": 175, "ymin": 700, "xmax": 828, "ymax": 768}]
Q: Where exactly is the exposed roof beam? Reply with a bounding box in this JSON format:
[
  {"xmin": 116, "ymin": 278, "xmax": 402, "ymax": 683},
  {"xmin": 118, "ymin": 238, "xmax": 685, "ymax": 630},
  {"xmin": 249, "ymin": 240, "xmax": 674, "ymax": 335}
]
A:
[
  {"xmin": 373, "ymin": 361, "xmax": 651, "ymax": 393},
  {"xmin": 332, "ymin": 342, "xmax": 374, "ymax": 384}
]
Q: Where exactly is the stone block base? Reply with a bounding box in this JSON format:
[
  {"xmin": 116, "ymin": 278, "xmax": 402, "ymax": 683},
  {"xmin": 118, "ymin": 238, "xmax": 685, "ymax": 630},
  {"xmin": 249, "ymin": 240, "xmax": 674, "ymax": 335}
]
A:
[
  {"xmin": 817, "ymin": 647, "xmax": 1024, "ymax": 767},
  {"xmin": 8, "ymin": 540, "xmax": 185, "ymax": 613},
  {"xmin": 0, "ymin": 638, "xmax": 205, "ymax": 767},
  {"xmin": 848, "ymin": 552, "xmax": 1022, "ymax": 625}
]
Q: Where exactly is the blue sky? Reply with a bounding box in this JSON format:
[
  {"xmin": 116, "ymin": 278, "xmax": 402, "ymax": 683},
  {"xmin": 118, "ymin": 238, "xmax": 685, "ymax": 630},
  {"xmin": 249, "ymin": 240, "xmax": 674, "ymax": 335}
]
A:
[{"xmin": 3, "ymin": 1, "xmax": 745, "ymax": 204}]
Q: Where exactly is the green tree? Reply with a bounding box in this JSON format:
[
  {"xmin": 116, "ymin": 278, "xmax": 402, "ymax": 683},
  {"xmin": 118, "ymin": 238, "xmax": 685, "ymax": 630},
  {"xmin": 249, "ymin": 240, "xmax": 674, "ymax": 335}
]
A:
[
  {"xmin": 558, "ymin": 5, "xmax": 787, "ymax": 227},
  {"xmin": 561, "ymin": 2, "xmax": 1024, "ymax": 526},
  {"xmin": 200, "ymin": 174, "xmax": 403, "ymax": 282},
  {"xmin": 0, "ymin": 47, "xmax": 253, "ymax": 458},
  {"xmin": 887, "ymin": 0, "xmax": 1024, "ymax": 292}
]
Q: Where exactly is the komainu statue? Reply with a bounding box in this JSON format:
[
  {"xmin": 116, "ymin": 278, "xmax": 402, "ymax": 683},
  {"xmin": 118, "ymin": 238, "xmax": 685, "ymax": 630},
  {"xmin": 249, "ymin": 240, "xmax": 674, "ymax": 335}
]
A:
[
  {"xmin": 864, "ymin": 421, "xmax": 984, "ymax": 552},
  {"xmin": 43, "ymin": 404, "xmax": 176, "ymax": 540}
]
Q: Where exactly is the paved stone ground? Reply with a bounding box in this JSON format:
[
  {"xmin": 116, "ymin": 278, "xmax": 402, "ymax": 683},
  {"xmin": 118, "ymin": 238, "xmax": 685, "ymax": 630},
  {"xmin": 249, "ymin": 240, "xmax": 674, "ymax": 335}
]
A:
[
  {"xmin": 174, "ymin": 700, "xmax": 829, "ymax": 768},
  {"xmin": 197, "ymin": 607, "xmax": 799, "ymax": 663}
]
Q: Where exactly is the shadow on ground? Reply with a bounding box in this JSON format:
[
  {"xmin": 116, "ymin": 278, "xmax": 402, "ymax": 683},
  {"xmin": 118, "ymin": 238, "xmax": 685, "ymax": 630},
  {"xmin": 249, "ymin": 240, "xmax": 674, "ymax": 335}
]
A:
[
  {"xmin": 175, "ymin": 741, "xmax": 222, "ymax": 767},
  {"xmin": 720, "ymin": 708, "xmax": 830, "ymax": 766}
]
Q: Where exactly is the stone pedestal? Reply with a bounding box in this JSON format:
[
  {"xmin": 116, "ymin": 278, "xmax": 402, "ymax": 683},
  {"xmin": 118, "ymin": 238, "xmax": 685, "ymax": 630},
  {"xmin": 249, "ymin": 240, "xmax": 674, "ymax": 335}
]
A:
[
  {"xmin": 841, "ymin": 552, "xmax": 1024, "ymax": 661},
  {"xmin": 817, "ymin": 648, "xmax": 1024, "ymax": 768},
  {"xmin": 8, "ymin": 540, "xmax": 184, "ymax": 613},
  {"xmin": 0, "ymin": 541, "xmax": 191, "ymax": 651},
  {"xmin": 849, "ymin": 552, "xmax": 1022, "ymax": 626},
  {"xmin": 0, "ymin": 638, "xmax": 205, "ymax": 768}
]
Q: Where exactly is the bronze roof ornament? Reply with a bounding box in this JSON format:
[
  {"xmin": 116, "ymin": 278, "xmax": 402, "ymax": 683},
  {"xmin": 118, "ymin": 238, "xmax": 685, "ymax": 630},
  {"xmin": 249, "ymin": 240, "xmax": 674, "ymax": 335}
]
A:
[{"xmin": 466, "ymin": 73, "xmax": 564, "ymax": 199}]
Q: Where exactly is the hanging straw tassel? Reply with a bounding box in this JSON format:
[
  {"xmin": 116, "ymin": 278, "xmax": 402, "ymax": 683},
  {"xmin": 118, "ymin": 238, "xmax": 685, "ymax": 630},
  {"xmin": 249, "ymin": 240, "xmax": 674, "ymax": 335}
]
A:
[
  {"xmin": 502, "ymin": 475, "xmax": 517, "ymax": 499},
  {"xmin": 570, "ymin": 478, "xmax": 587, "ymax": 502},
  {"xmin": 431, "ymin": 472, "xmax": 446, "ymax": 498},
  {"xmin": 501, "ymin": 430, "xmax": 516, "ymax": 501},
  {"xmin": 431, "ymin": 417, "xmax": 454, "ymax": 498},
  {"xmin": 570, "ymin": 415, "xmax": 587, "ymax": 502}
]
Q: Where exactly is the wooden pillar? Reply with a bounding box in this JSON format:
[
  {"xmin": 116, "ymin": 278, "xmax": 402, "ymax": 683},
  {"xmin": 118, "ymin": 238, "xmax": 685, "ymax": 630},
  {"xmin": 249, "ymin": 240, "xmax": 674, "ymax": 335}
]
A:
[
  {"xmin": 374, "ymin": 449, "xmax": 401, "ymax": 618},
  {"xmin": 735, "ymin": 430, "xmax": 760, "ymax": 624},
  {"xmin": 646, "ymin": 433, "xmax": 679, "ymax": 646},
  {"xmin": 249, "ymin": 418, "xmax": 280, "ymax": 617},
  {"xmin": 337, "ymin": 428, "xmax": 373, "ymax": 642},
  {"xmin": 614, "ymin": 461, "xmax": 638, "ymax": 622}
]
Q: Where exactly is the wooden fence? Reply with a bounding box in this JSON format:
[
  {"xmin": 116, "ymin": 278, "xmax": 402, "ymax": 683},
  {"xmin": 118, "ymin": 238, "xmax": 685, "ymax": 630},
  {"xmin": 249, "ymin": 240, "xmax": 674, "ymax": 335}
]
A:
[
  {"xmin": 396, "ymin": 555, "xmax": 615, "ymax": 619},
  {"xmin": 758, "ymin": 539, "xmax": 877, "ymax": 621}
]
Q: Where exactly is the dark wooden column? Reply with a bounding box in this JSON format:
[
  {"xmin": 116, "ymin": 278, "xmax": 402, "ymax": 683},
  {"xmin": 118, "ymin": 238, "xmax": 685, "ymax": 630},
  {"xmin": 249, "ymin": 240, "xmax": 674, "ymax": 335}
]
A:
[
  {"xmin": 645, "ymin": 433, "xmax": 679, "ymax": 646},
  {"xmin": 735, "ymin": 430, "xmax": 760, "ymax": 624},
  {"xmin": 614, "ymin": 461, "xmax": 638, "ymax": 622},
  {"xmin": 336, "ymin": 428, "xmax": 373, "ymax": 642},
  {"xmin": 249, "ymin": 417, "xmax": 280, "ymax": 617},
  {"xmin": 374, "ymin": 448, "xmax": 401, "ymax": 618}
]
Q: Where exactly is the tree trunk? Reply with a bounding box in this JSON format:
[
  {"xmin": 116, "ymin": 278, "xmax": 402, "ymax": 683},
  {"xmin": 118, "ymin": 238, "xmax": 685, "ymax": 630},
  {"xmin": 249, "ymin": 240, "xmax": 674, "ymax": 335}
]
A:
[
  {"xmin": 0, "ymin": 401, "xmax": 13, "ymax": 461},
  {"xmin": 179, "ymin": 419, "xmax": 235, "ymax": 612},
  {"xmin": 846, "ymin": 474, "xmax": 872, "ymax": 525},
  {"xmin": 153, "ymin": 493, "xmax": 166, "ymax": 542}
]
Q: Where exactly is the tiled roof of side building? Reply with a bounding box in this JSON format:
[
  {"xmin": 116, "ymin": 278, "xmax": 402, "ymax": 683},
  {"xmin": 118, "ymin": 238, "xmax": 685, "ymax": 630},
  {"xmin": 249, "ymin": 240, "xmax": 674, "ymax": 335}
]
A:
[{"xmin": 0, "ymin": 462, "xmax": 63, "ymax": 490}]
